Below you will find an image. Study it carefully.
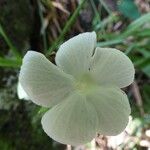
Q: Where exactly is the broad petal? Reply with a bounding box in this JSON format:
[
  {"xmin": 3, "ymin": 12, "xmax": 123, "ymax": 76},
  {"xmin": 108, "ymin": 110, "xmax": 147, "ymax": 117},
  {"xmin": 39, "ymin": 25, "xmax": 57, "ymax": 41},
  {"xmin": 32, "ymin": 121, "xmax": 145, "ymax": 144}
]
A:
[
  {"xmin": 19, "ymin": 51, "xmax": 76, "ymax": 107},
  {"xmin": 90, "ymin": 48, "xmax": 135, "ymax": 88},
  {"xmin": 87, "ymin": 86, "xmax": 131, "ymax": 135},
  {"xmin": 41, "ymin": 91, "xmax": 98, "ymax": 146},
  {"xmin": 55, "ymin": 32, "xmax": 96, "ymax": 79}
]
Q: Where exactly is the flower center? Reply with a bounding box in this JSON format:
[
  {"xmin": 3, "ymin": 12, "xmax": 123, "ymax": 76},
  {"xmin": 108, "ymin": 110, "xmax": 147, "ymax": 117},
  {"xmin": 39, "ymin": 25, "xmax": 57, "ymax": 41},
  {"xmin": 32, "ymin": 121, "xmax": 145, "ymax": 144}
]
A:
[{"xmin": 75, "ymin": 74, "xmax": 97, "ymax": 94}]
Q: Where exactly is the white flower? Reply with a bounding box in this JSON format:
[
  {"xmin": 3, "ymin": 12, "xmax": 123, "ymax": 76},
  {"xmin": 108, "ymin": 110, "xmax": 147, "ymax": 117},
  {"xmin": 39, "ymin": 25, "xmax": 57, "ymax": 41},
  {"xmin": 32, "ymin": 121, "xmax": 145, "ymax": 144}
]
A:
[
  {"xmin": 17, "ymin": 82, "xmax": 30, "ymax": 100},
  {"xmin": 19, "ymin": 32, "xmax": 135, "ymax": 146}
]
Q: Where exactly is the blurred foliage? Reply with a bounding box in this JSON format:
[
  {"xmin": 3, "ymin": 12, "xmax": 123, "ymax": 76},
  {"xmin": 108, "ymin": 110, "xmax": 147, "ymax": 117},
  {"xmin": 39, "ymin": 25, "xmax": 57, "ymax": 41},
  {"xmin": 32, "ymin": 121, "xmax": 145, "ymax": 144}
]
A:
[
  {"xmin": 117, "ymin": 0, "xmax": 141, "ymax": 20},
  {"xmin": 0, "ymin": 0, "xmax": 150, "ymax": 149},
  {"xmin": 0, "ymin": 0, "xmax": 33, "ymax": 52}
]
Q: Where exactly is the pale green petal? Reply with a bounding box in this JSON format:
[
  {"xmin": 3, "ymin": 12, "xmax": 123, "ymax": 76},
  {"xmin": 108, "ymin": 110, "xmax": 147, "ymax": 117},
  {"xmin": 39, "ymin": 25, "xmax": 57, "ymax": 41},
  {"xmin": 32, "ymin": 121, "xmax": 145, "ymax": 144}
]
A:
[
  {"xmin": 17, "ymin": 82, "xmax": 30, "ymax": 100},
  {"xmin": 41, "ymin": 91, "xmax": 98, "ymax": 146},
  {"xmin": 19, "ymin": 51, "xmax": 76, "ymax": 107},
  {"xmin": 87, "ymin": 86, "xmax": 131, "ymax": 135},
  {"xmin": 90, "ymin": 48, "xmax": 135, "ymax": 88},
  {"xmin": 55, "ymin": 32, "xmax": 96, "ymax": 79}
]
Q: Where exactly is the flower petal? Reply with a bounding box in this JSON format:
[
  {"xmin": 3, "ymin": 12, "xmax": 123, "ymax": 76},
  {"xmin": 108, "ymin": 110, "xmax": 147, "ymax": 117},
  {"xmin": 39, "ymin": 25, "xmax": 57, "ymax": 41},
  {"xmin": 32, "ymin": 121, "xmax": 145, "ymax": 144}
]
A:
[
  {"xmin": 41, "ymin": 91, "xmax": 98, "ymax": 146},
  {"xmin": 90, "ymin": 48, "xmax": 135, "ymax": 88},
  {"xmin": 17, "ymin": 82, "xmax": 30, "ymax": 100},
  {"xmin": 87, "ymin": 86, "xmax": 131, "ymax": 135},
  {"xmin": 55, "ymin": 32, "xmax": 96, "ymax": 79},
  {"xmin": 19, "ymin": 51, "xmax": 76, "ymax": 107}
]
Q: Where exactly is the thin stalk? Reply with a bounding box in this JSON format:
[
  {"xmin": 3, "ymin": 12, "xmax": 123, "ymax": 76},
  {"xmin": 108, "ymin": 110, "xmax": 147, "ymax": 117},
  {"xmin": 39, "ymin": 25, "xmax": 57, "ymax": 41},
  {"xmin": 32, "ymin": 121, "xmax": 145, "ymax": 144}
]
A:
[
  {"xmin": 38, "ymin": 0, "xmax": 48, "ymax": 53},
  {"xmin": 99, "ymin": 0, "xmax": 112, "ymax": 14},
  {"xmin": 125, "ymin": 43, "xmax": 137, "ymax": 55},
  {"xmin": 46, "ymin": 0, "xmax": 86, "ymax": 56},
  {"xmin": 89, "ymin": 0, "xmax": 101, "ymax": 24},
  {"xmin": 97, "ymin": 38, "xmax": 123, "ymax": 47},
  {"xmin": 95, "ymin": 13, "xmax": 118, "ymax": 30},
  {"xmin": 0, "ymin": 57, "xmax": 22, "ymax": 68},
  {"xmin": 0, "ymin": 24, "xmax": 21, "ymax": 59}
]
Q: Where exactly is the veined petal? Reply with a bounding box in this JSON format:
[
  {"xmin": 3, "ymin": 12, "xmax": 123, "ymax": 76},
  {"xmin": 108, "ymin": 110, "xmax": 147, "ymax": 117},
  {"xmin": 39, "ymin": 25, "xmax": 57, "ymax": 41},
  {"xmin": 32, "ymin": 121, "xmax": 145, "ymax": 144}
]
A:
[
  {"xmin": 90, "ymin": 48, "xmax": 135, "ymax": 88},
  {"xmin": 41, "ymin": 91, "xmax": 98, "ymax": 146},
  {"xmin": 19, "ymin": 51, "xmax": 76, "ymax": 107},
  {"xmin": 87, "ymin": 86, "xmax": 131, "ymax": 135},
  {"xmin": 55, "ymin": 32, "xmax": 96, "ymax": 79}
]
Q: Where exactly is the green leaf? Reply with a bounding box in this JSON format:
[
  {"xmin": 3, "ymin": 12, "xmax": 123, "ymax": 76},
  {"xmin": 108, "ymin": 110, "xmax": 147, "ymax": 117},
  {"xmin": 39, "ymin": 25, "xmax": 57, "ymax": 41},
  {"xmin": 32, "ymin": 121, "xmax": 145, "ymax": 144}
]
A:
[
  {"xmin": 135, "ymin": 29, "xmax": 150, "ymax": 37},
  {"xmin": 134, "ymin": 57, "xmax": 150, "ymax": 77},
  {"xmin": 122, "ymin": 13, "xmax": 150, "ymax": 37},
  {"xmin": 97, "ymin": 38, "xmax": 123, "ymax": 47},
  {"xmin": 117, "ymin": 0, "xmax": 141, "ymax": 20},
  {"xmin": 136, "ymin": 48, "xmax": 150, "ymax": 58},
  {"xmin": 0, "ymin": 57, "xmax": 22, "ymax": 68},
  {"xmin": 97, "ymin": 13, "xmax": 150, "ymax": 46}
]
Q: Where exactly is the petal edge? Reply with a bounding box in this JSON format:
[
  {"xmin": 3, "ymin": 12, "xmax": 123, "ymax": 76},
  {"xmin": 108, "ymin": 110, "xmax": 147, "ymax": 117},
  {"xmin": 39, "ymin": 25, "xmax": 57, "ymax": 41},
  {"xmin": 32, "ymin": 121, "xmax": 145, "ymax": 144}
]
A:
[
  {"xmin": 90, "ymin": 48, "xmax": 135, "ymax": 88},
  {"xmin": 19, "ymin": 51, "xmax": 76, "ymax": 107},
  {"xmin": 41, "ymin": 91, "xmax": 98, "ymax": 146},
  {"xmin": 55, "ymin": 32, "xmax": 96, "ymax": 79}
]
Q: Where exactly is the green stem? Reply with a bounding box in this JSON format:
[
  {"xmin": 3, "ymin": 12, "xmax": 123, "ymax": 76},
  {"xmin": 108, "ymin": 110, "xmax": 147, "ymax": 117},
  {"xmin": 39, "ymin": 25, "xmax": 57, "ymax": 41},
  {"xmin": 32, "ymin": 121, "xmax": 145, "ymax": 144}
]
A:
[
  {"xmin": 0, "ymin": 24, "xmax": 21, "ymax": 59},
  {"xmin": 97, "ymin": 38, "xmax": 123, "ymax": 47},
  {"xmin": 125, "ymin": 43, "xmax": 137, "ymax": 55},
  {"xmin": 89, "ymin": 0, "xmax": 101, "ymax": 24},
  {"xmin": 46, "ymin": 0, "xmax": 86, "ymax": 56},
  {"xmin": 38, "ymin": 0, "xmax": 48, "ymax": 53},
  {"xmin": 0, "ymin": 57, "xmax": 22, "ymax": 68},
  {"xmin": 95, "ymin": 13, "xmax": 118, "ymax": 30},
  {"xmin": 99, "ymin": 0, "xmax": 112, "ymax": 14}
]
